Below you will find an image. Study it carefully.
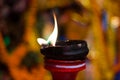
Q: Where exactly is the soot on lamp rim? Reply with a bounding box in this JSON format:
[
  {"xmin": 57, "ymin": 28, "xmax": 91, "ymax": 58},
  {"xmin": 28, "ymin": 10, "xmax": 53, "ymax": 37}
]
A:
[{"xmin": 40, "ymin": 40, "xmax": 89, "ymax": 61}]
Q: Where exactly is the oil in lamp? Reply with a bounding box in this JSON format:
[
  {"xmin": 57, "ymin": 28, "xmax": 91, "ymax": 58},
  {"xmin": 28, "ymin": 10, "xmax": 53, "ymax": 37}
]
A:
[{"xmin": 37, "ymin": 12, "xmax": 89, "ymax": 80}]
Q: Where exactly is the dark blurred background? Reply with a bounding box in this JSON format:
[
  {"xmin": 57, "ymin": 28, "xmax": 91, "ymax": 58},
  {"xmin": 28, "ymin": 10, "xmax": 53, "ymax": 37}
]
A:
[{"xmin": 0, "ymin": 0, "xmax": 120, "ymax": 80}]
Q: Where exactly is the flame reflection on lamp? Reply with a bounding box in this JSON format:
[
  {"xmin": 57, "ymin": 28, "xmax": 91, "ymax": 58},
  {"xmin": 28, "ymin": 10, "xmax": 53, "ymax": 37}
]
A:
[{"xmin": 37, "ymin": 12, "xmax": 89, "ymax": 80}]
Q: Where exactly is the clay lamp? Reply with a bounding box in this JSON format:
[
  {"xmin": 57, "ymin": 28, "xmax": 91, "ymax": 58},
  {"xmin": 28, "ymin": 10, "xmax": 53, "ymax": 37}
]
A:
[{"xmin": 37, "ymin": 12, "xmax": 89, "ymax": 80}]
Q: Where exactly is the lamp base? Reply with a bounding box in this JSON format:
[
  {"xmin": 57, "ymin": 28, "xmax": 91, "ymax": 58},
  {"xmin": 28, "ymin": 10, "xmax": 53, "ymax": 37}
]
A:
[{"xmin": 44, "ymin": 59, "xmax": 86, "ymax": 80}]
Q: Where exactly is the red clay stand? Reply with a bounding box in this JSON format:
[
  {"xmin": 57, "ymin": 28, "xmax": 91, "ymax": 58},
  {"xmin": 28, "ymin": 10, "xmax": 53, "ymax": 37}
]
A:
[{"xmin": 45, "ymin": 59, "xmax": 86, "ymax": 80}]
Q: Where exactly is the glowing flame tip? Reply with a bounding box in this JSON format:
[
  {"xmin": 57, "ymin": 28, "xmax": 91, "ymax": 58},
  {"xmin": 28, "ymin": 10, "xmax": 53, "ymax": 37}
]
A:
[{"xmin": 37, "ymin": 12, "xmax": 58, "ymax": 46}]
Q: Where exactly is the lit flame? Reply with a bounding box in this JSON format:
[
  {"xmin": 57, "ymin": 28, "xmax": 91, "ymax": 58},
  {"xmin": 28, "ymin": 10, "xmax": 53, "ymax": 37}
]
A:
[{"xmin": 37, "ymin": 12, "xmax": 58, "ymax": 46}]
